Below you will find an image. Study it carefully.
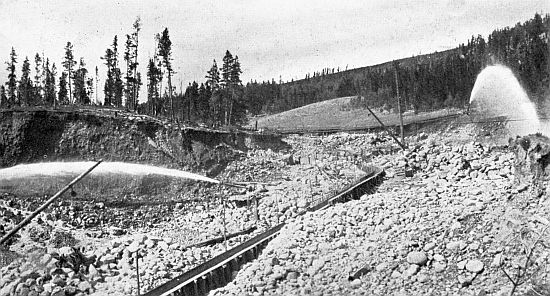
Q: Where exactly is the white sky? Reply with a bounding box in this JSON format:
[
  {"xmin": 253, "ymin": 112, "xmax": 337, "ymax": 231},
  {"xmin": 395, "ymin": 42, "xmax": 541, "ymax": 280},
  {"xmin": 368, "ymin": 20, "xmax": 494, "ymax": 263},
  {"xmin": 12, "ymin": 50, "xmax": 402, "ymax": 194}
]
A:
[{"xmin": 0, "ymin": 0, "xmax": 548, "ymax": 104}]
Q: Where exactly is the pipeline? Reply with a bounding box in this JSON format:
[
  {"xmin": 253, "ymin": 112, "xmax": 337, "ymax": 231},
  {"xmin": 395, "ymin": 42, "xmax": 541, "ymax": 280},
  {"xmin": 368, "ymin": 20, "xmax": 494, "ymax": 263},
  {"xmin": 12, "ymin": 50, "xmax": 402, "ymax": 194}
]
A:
[
  {"xmin": 0, "ymin": 160, "xmax": 103, "ymax": 246},
  {"xmin": 144, "ymin": 166, "xmax": 384, "ymax": 296}
]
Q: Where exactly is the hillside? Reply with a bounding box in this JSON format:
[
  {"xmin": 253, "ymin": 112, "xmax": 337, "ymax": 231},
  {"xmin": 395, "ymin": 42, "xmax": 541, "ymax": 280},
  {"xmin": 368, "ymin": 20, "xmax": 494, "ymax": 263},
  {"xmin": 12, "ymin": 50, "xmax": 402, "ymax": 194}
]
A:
[
  {"xmin": 245, "ymin": 14, "xmax": 549, "ymax": 118},
  {"xmin": 250, "ymin": 96, "xmax": 462, "ymax": 133}
]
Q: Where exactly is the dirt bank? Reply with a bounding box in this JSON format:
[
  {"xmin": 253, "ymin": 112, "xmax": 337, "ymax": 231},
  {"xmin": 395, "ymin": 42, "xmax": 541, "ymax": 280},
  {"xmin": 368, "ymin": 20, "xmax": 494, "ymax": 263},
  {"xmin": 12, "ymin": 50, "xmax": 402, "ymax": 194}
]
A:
[{"xmin": 0, "ymin": 109, "xmax": 287, "ymax": 176}]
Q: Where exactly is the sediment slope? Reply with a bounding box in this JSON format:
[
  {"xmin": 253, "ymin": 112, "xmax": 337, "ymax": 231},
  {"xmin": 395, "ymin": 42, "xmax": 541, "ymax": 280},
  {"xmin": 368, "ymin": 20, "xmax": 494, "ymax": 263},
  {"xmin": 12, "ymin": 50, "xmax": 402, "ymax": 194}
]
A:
[{"xmin": 0, "ymin": 109, "xmax": 286, "ymax": 175}]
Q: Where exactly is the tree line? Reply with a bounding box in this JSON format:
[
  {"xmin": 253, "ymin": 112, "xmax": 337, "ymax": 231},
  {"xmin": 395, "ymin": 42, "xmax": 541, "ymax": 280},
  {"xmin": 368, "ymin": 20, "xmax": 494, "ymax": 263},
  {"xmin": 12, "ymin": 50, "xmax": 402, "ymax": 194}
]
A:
[
  {"xmin": 140, "ymin": 48, "xmax": 245, "ymax": 127},
  {"xmin": 0, "ymin": 13, "xmax": 548, "ymax": 127},
  {"xmin": 244, "ymin": 13, "xmax": 549, "ymax": 116},
  {"xmin": 0, "ymin": 16, "xmax": 246, "ymax": 127},
  {"xmin": 0, "ymin": 18, "xmax": 143, "ymax": 111}
]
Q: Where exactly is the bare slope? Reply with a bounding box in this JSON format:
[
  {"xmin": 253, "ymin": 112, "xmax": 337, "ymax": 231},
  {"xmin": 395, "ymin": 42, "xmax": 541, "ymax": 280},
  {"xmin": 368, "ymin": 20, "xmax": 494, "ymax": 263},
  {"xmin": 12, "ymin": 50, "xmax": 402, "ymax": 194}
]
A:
[{"xmin": 250, "ymin": 96, "xmax": 461, "ymax": 132}]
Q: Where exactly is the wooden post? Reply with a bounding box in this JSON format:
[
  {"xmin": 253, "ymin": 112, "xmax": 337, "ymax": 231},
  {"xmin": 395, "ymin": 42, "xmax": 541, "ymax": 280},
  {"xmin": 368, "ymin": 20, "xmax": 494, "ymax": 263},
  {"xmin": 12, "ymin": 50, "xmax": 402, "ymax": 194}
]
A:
[
  {"xmin": 364, "ymin": 104, "xmax": 406, "ymax": 150},
  {"xmin": 254, "ymin": 196, "xmax": 259, "ymax": 224},
  {"xmin": 222, "ymin": 195, "xmax": 228, "ymax": 251},
  {"xmin": 135, "ymin": 252, "xmax": 141, "ymax": 295},
  {"xmin": 394, "ymin": 62, "xmax": 405, "ymax": 146},
  {"xmin": 0, "ymin": 160, "xmax": 102, "ymax": 246}
]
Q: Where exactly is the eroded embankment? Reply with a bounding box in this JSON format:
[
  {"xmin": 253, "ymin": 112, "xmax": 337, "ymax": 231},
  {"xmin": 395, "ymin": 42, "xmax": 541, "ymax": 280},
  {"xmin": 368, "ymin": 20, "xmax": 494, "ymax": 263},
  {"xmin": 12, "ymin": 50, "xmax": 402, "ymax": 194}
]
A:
[
  {"xmin": 0, "ymin": 109, "xmax": 288, "ymax": 229},
  {"xmin": 0, "ymin": 109, "xmax": 287, "ymax": 175}
]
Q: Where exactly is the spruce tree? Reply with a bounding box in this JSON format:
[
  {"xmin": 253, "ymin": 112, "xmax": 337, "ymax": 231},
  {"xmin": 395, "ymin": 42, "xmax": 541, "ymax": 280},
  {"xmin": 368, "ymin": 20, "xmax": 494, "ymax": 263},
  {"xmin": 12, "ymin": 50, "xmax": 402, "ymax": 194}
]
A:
[
  {"xmin": 129, "ymin": 17, "xmax": 141, "ymax": 111},
  {"xmin": 62, "ymin": 42, "xmax": 76, "ymax": 104},
  {"xmin": 228, "ymin": 55, "xmax": 244, "ymax": 124},
  {"xmin": 147, "ymin": 58, "xmax": 162, "ymax": 116},
  {"xmin": 197, "ymin": 83, "xmax": 210, "ymax": 122},
  {"xmin": 102, "ymin": 48, "xmax": 115, "ymax": 106},
  {"xmin": 44, "ymin": 59, "xmax": 57, "ymax": 107},
  {"xmin": 111, "ymin": 36, "xmax": 124, "ymax": 107},
  {"xmin": 206, "ymin": 59, "xmax": 220, "ymax": 90},
  {"xmin": 220, "ymin": 50, "xmax": 234, "ymax": 124},
  {"xmin": 73, "ymin": 58, "xmax": 89, "ymax": 104},
  {"xmin": 221, "ymin": 50, "xmax": 233, "ymax": 89},
  {"xmin": 124, "ymin": 35, "xmax": 132, "ymax": 108},
  {"xmin": 114, "ymin": 67, "xmax": 124, "ymax": 107},
  {"xmin": 34, "ymin": 53, "xmax": 43, "ymax": 104},
  {"xmin": 123, "ymin": 23, "xmax": 141, "ymax": 111},
  {"xmin": 102, "ymin": 36, "xmax": 123, "ymax": 107},
  {"xmin": 6, "ymin": 47, "xmax": 17, "ymax": 106},
  {"xmin": 18, "ymin": 57, "xmax": 33, "ymax": 106},
  {"xmin": 58, "ymin": 72, "xmax": 68, "ymax": 105},
  {"xmin": 158, "ymin": 28, "xmax": 174, "ymax": 120},
  {"xmin": 95, "ymin": 66, "xmax": 99, "ymax": 105},
  {"xmin": 0, "ymin": 86, "xmax": 6, "ymax": 108},
  {"xmin": 230, "ymin": 55, "xmax": 242, "ymax": 86}
]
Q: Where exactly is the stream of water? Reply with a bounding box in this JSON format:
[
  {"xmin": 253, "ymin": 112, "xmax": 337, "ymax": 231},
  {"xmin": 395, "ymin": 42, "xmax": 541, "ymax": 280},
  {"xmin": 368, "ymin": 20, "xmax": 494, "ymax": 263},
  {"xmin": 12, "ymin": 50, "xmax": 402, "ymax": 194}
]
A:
[
  {"xmin": 0, "ymin": 161, "xmax": 220, "ymax": 184},
  {"xmin": 469, "ymin": 64, "xmax": 548, "ymax": 136}
]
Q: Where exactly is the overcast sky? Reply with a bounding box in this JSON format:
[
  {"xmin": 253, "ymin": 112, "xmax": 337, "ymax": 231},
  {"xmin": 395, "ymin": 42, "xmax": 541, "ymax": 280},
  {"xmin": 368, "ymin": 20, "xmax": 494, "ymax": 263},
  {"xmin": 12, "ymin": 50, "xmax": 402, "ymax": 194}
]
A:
[{"xmin": 0, "ymin": 0, "xmax": 548, "ymax": 103}]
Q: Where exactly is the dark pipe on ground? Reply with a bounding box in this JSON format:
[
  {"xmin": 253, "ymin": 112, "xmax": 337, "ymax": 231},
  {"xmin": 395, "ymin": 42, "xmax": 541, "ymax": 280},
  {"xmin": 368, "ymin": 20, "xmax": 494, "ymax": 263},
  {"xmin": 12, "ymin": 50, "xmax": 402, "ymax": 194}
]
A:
[{"xmin": 0, "ymin": 160, "xmax": 103, "ymax": 246}]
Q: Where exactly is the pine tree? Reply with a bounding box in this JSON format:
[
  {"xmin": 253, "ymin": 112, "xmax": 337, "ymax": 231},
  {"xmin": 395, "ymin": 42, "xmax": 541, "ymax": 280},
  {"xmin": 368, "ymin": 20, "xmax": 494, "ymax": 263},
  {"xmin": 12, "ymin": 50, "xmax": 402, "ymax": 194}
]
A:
[
  {"xmin": 123, "ymin": 23, "xmax": 141, "ymax": 111},
  {"xmin": 221, "ymin": 50, "xmax": 233, "ymax": 89},
  {"xmin": 114, "ymin": 67, "xmax": 124, "ymax": 107},
  {"xmin": 147, "ymin": 58, "xmax": 162, "ymax": 116},
  {"xmin": 228, "ymin": 55, "xmax": 245, "ymax": 124},
  {"xmin": 34, "ymin": 53, "xmax": 43, "ymax": 104},
  {"xmin": 19, "ymin": 57, "xmax": 34, "ymax": 106},
  {"xmin": 197, "ymin": 83, "xmax": 211, "ymax": 122},
  {"xmin": 158, "ymin": 28, "xmax": 174, "ymax": 120},
  {"xmin": 6, "ymin": 47, "xmax": 17, "ymax": 106},
  {"xmin": 44, "ymin": 59, "xmax": 57, "ymax": 107},
  {"xmin": 135, "ymin": 72, "xmax": 142, "ymax": 109},
  {"xmin": 220, "ymin": 50, "xmax": 234, "ymax": 124},
  {"xmin": 112, "ymin": 36, "xmax": 123, "ymax": 107},
  {"xmin": 58, "ymin": 72, "xmax": 68, "ymax": 105},
  {"xmin": 128, "ymin": 17, "xmax": 141, "ymax": 111},
  {"xmin": 73, "ymin": 58, "xmax": 89, "ymax": 104},
  {"xmin": 206, "ymin": 59, "xmax": 220, "ymax": 90},
  {"xmin": 102, "ymin": 36, "xmax": 123, "ymax": 107},
  {"xmin": 102, "ymin": 48, "xmax": 115, "ymax": 106},
  {"xmin": 0, "ymin": 86, "xmax": 6, "ymax": 108},
  {"xmin": 62, "ymin": 42, "xmax": 76, "ymax": 104},
  {"xmin": 230, "ymin": 55, "xmax": 242, "ymax": 86},
  {"xmin": 219, "ymin": 50, "xmax": 245, "ymax": 125},
  {"xmin": 124, "ymin": 35, "xmax": 132, "ymax": 108},
  {"xmin": 184, "ymin": 81, "xmax": 199, "ymax": 121},
  {"xmin": 95, "ymin": 66, "xmax": 99, "ymax": 105}
]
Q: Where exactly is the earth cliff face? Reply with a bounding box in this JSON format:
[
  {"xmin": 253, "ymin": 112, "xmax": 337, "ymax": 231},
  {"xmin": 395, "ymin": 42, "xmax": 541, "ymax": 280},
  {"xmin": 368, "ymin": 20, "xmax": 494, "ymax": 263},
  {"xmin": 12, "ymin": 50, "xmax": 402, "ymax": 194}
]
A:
[
  {"xmin": 0, "ymin": 109, "xmax": 288, "ymax": 233},
  {"xmin": 0, "ymin": 110, "xmax": 286, "ymax": 176}
]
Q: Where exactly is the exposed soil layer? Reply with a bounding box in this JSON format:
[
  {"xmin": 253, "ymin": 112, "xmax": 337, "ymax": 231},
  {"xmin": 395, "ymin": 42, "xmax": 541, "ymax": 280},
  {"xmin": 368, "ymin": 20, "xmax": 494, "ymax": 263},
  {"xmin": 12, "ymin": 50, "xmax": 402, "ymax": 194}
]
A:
[
  {"xmin": 0, "ymin": 109, "xmax": 287, "ymax": 175},
  {"xmin": 0, "ymin": 109, "xmax": 288, "ymax": 231}
]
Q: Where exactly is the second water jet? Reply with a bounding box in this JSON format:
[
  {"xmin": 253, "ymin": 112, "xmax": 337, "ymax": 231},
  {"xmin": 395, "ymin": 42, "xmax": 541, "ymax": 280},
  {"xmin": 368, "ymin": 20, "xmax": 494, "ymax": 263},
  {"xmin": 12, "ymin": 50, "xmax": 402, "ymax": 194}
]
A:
[{"xmin": 469, "ymin": 64, "xmax": 546, "ymax": 137}]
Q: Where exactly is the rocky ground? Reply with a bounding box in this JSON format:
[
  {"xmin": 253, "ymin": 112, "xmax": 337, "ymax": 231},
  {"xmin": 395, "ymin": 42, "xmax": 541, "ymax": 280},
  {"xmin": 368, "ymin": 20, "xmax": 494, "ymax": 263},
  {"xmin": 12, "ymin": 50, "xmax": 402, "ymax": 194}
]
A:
[
  {"xmin": 0, "ymin": 127, "xmax": 374, "ymax": 295},
  {"xmin": 1, "ymin": 121, "xmax": 549, "ymax": 296},
  {"xmin": 209, "ymin": 126, "xmax": 550, "ymax": 296}
]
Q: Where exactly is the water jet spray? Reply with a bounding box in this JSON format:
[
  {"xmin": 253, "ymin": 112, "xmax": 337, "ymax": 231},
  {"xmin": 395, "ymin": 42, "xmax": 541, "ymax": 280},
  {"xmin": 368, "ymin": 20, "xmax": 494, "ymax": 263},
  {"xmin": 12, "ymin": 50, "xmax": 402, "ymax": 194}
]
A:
[
  {"xmin": 469, "ymin": 64, "xmax": 547, "ymax": 137},
  {"xmin": 0, "ymin": 160, "xmax": 103, "ymax": 246}
]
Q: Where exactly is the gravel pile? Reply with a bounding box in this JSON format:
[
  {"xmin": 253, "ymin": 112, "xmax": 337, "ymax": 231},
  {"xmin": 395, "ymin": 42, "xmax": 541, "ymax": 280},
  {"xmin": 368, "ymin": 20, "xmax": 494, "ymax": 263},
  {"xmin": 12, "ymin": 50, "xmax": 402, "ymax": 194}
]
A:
[
  {"xmin": 0, "ymin": 131, "xmax": 368, "ymax": 296},
  {"xmin": 210, "ymin": 133, "xmax": 550, "ymax": 296},
  {"xmin": 4, "ymin": 126, "xmax": 549, "ymax": 296}
]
